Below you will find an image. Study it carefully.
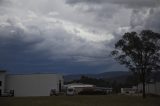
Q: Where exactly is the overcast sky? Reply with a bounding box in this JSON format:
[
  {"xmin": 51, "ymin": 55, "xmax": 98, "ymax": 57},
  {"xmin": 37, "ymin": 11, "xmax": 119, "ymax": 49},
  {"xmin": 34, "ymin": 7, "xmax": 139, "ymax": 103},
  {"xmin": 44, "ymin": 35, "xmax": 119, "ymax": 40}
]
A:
[{"xmin": 0, "ymin": 0, "xmax": 160, "ymax": 74}]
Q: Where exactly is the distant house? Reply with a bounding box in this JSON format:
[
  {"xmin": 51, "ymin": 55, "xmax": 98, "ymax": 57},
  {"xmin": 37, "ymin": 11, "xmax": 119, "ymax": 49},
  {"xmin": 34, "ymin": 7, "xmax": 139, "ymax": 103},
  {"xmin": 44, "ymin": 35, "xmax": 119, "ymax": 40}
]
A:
[
  {"xmin": 138, "ymin": 82, "xmax": 160, "ymax": 95},
  {"xmin": 64, "ymin": 83, "xmax": 113, "ymax": 95},
  {"xmin": 0, "ymin": 70, "xmax": 63, "ymax": 97},
  {"xmin": 64, "ymin": 83, "xmax": 95, "ymax": 95},
  {"xmin": 121, "ymin": 86, "xmax": 137, "ymax": 95}
]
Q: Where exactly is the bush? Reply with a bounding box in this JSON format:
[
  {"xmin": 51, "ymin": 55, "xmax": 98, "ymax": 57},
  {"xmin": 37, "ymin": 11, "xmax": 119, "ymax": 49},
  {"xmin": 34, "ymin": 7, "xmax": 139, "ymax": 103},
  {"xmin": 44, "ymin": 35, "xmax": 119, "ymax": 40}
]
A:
[{"xmin": 78, "ymin": 90, "xmax": 106, "ymax": 95}]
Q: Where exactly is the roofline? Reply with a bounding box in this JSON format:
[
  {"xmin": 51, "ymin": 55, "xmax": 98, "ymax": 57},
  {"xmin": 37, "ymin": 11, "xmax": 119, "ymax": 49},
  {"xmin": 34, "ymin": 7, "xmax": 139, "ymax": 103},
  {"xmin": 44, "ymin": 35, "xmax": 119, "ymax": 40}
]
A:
[{"xmin": 7, "ymin": 73, "xmax": 63, "ymax": 76}]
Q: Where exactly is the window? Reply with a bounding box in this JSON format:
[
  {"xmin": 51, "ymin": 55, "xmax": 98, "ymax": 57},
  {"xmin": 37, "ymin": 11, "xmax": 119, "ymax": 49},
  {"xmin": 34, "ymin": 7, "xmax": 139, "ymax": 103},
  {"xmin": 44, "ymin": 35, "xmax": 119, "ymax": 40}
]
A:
[{"xmin": 0, "ymin": 81, "xmax": 2, "ymax": 86}]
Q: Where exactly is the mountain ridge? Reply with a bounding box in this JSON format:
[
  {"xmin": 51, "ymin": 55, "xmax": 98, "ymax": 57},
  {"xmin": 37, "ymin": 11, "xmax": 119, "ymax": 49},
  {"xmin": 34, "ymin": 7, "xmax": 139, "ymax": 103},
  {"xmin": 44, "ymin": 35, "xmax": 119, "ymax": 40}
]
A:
[{"xmin": 64, "ymin": 71, "xmax": 130, "ymax": 82}]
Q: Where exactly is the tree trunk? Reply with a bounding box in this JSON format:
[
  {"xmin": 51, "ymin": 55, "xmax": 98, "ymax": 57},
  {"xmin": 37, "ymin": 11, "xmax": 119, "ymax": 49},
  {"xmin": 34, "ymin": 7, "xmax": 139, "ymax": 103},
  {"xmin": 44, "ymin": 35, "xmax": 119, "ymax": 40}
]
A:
[
  {"xmin": 142, "ymin": 69, "xmax": 146, "ymax": 99},
  {"xmin": 142, "ymin": 79, "xmax": 146, "ymax": 98}
]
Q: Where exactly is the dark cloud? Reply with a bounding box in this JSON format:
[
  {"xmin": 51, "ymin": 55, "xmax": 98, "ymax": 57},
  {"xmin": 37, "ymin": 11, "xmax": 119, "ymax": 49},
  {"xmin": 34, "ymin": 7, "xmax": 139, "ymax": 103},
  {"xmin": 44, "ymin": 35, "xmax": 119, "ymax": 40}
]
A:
[
  {"xmin": 0, "ymin": 30, "xmax": 123, "ymax": 74},
  {"xmin": 65, "ymin": 0, "xmax": 160, "ymax": 31},
  {"xmin": 0, "ymin": 0, "xmax": 11, "ymax": 6},
  {"xmin": 127, "ymin": 7, "xmax": 160, "ymax": 33},
  {"xmin": 144, "ymin": 8, "xmax": 160, "ymax": 33},
  {"xmin": 66, "ymin": 0, "xmax": 160, "ymax": 8},
  {"xmin": 0, "ymin": 13, "xmax": 115, "ymax": 74},
  {"xmin": 2, "ymin": 0, "xmax": 160, "ymax": 74}
]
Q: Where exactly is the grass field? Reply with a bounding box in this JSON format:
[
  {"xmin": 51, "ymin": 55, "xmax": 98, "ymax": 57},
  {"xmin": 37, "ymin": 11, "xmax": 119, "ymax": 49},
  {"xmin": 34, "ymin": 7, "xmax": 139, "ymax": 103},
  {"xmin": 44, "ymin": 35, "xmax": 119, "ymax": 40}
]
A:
[{"xmin": 0, "ymin": 95, "xmax": 160, "ymax": 106}]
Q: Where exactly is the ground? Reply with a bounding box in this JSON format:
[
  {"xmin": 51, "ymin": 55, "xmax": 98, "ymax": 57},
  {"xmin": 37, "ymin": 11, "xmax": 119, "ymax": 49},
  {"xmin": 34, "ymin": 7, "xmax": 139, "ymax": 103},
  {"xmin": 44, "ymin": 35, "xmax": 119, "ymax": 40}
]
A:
[{"xmin": 0, "ymin": 95, "xmax": 160, "ymax": 106}]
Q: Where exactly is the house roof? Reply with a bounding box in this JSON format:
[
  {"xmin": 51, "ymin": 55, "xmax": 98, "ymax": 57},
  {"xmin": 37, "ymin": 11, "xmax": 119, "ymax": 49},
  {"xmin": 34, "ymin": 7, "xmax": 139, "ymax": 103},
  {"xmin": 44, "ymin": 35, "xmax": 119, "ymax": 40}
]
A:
[{"xmin": 64, "ymin": 83, "xmax": 95, "ymax": 88}]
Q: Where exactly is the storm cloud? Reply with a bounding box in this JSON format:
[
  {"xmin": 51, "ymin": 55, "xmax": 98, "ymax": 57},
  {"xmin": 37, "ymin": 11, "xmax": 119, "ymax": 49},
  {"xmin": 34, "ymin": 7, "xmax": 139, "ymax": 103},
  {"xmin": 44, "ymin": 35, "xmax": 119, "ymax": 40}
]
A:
[
  {"xmin": 66, "ymin": 0, "xmax": 160, "ymax": 8},
  {"xmin": 0, "ymin": 0, "xmax": 159, "ymax": 74}
]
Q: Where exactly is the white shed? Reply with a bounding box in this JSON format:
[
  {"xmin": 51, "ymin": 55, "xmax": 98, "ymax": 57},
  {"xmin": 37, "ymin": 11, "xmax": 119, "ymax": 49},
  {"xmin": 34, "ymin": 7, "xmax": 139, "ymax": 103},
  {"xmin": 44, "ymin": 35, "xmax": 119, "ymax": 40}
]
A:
[{"xmin": 0, "ymin": 71, "xmax": 63, "ymax": 97}]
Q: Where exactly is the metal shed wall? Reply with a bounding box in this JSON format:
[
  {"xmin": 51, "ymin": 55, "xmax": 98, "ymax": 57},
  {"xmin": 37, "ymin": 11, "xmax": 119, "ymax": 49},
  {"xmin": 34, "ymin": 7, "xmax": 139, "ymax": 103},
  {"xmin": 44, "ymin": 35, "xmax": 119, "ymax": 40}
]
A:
[{"xmin": 6, "ymin": 74, "xmax": 63, "ymax": 96}]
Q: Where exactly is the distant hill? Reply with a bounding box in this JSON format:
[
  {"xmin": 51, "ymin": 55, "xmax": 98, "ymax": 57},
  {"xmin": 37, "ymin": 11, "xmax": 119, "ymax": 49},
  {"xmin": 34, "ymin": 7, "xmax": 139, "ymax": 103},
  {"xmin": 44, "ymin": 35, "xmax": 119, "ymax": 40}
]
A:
[
  {"xmin": 64, "ymin": 71, "xmax": 160, "ymax": 83},
  {"xmin": 64, "ymin": 71, "xmax": 130, "ymax": 82}
]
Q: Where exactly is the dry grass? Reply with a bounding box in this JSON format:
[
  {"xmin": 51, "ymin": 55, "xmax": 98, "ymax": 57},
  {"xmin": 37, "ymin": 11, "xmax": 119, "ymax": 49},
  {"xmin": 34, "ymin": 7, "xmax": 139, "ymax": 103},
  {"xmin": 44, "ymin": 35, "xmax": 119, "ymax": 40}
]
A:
[{"xmin": 0, "ymin": 95, "xmax": 160, "ymax": 106}]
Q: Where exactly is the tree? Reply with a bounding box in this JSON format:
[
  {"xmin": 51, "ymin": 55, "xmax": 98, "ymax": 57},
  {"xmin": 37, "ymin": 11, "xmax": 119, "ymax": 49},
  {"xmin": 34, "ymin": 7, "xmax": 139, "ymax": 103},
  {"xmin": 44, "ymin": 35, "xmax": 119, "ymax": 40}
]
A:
[{"xmin": 111, "ymin": 30, "xmax": 160, "ymax": 98}]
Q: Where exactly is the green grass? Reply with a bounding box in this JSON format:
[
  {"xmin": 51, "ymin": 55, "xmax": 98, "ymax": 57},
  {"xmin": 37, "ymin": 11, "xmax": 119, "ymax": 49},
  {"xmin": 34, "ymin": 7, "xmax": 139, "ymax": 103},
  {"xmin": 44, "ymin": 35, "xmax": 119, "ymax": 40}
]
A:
[{"xmin": 0, "ymin": 95, "xmax": 160, "ymax": 106}]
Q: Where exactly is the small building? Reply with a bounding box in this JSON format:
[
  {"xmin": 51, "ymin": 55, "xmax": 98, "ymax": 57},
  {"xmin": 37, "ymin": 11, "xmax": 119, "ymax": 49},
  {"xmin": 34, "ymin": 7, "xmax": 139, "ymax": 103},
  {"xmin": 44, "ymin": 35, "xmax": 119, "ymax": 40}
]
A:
[
  {"xmin": 64, "ymin": 83, "xmax": 95, "ymax": 95},
  {"xmin": 0, "ymin": 70, "xmax": 63, "ymax": 97},
  {"xmin": 121, "ymin": 86, "xmax": 137, "ymax": 95},
  {"xmin": 64, "ymin": 83, "xmax": 113, "ymax": 95}
]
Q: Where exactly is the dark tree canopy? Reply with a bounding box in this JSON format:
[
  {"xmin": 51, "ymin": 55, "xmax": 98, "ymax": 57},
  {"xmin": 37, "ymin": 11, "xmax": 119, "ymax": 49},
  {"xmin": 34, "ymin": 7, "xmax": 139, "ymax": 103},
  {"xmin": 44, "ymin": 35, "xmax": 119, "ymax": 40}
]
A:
[{"xmin": 111, "ymin": 30, "xmax": 160, "ymax": 98}]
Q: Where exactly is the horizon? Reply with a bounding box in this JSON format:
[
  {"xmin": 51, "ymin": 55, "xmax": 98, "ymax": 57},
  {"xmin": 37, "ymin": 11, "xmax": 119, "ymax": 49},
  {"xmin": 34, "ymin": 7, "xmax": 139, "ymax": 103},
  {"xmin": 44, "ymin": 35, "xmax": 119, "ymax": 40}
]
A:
[{"xmin": 1, "ymin": 69, "xmax": 128, "ymax": 75}]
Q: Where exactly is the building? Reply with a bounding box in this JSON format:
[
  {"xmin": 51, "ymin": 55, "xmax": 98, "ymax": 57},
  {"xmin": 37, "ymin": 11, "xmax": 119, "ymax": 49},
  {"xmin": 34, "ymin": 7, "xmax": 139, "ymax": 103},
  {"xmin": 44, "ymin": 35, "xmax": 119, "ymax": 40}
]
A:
[
  {"xmin": 138, "ymin": 82, "xmax": 160, "ymax": 95},
  {"xmin": 64, "ymin": 83, "xmax": 95, "ymax": 95},
  {"xmin": 64, "ymin": 83, "xmax": 113, "ymax": 95},
  {"xmin": 121, "ymin": 86, "xmax": 137, "ymax": 95},
  {"xmin": 0, "ymin": 70, "xmax": 63, "ymax": 97}
]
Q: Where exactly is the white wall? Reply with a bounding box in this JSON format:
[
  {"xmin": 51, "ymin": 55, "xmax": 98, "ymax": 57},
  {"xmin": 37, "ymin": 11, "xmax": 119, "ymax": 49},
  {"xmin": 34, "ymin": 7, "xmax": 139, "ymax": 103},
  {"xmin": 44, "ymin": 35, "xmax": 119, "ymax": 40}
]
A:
[
  {"xmin": 6, "ymin": 74, "xmax": 63, "ymax": 96},
  {"xmin": 138, "ymin": 82, "xmax": 160, "ymax": 95},
  {"xmin": 0, "ymin": 71, "xmax": 6, "ymax": 94},
  {"xmin": 148, "ymin": 82, "xmax": 160, "ymax": 95},
  {"xmin": 155, "ymin": 82, "xmax": 160, "ymax": 95}
]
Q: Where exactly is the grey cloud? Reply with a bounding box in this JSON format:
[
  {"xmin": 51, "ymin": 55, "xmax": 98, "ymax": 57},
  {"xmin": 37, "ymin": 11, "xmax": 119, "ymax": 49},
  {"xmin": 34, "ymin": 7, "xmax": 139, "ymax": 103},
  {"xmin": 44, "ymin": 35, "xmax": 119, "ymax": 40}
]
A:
[
  {"xmin": 129, "ymin": 8, "xmax": 150, "ymax": 32},
  {"xmin": 0, "ymin": 14, "xmax": 108, "ymax": 65},
  {"xmin": 144, "ymin": 8, "xmax": 160, "ymax": 33},
  {"xmin": 0, "ymin": 0, "xmax": 10, "ymax": 4},
  {"xmin": 65, "ymin": 0, "xmax": 160, "ymax": 33},
  {"xmin": 0, "ymin": 17, "xmax": 113, "ymax": 74},
  {"xmin": 76, "ymin": 3, "xmax": 120, "ymax": 20},
  {"xmin": 65, "ymin": 0, "xmax": 159, "ymax": 31},
  {"xmin": 66, "ymin": 0, "xmax": 160, "ymax": 8},
  {"xmin": 1, "ymin": 0, "xmax": 160, "ymax": 74},
  {"xmin": 128, "ymin": 7, "xmax": 160, "ymax": 33}
]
